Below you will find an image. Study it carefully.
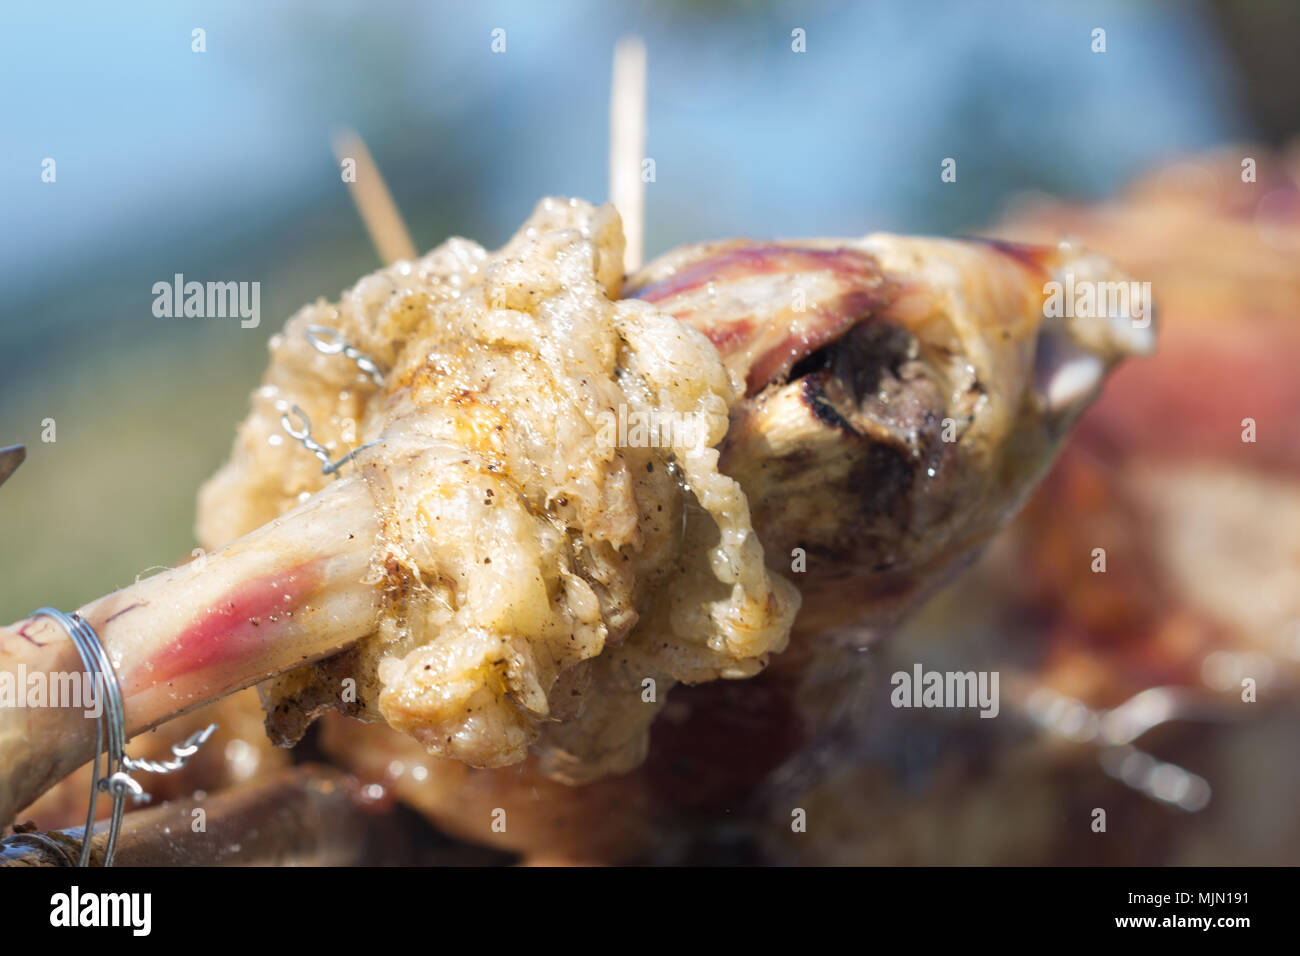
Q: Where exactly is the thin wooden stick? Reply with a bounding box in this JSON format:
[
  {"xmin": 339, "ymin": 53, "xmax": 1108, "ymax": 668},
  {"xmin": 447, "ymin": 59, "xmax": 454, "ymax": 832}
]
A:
[
  {"xmin": 610, "ymin": 36, "xmax": 647, "ymax": 274},
  {"xmin": 333, "ymin": 128, "xmax": 418, "ymax": 265}
]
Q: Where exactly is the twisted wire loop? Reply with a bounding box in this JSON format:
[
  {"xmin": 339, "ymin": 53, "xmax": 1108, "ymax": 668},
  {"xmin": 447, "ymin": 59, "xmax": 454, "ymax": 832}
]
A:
[
  {"xmin": 123, "ymin": 723, "xmax": 217, "ymax": 774},
  {"xmin": 13, "ymin": 608, "xmax": 217, "ymax": 867},
  {"xmin": 279, "ymin": 327, "xmax": 386, "ymax": 477},
  {"xmin": 280, "ymin": 405, "xmax": 379, "ymax": 476},
  {"xmin": 305, "ymin": 324, "xmax": 385, "ymax": 385}
]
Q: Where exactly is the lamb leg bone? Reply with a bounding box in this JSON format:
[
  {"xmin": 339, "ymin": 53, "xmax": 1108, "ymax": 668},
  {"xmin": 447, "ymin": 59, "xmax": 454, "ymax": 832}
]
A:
[{"xmin": 0, "ymin": 476, "xmax": 381, "ymax": 824}]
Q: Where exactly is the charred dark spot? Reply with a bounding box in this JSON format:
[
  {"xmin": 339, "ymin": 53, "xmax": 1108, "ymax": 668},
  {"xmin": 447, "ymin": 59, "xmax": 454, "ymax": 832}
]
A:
[
  {"xmin": 780, "ymin": 320, "xmax": 954, "ymax": 573},
  {"xmin": 791, "ymin": 321, "xmax": 915, "ymax": 400},
  {"xmin": 801, "ymin": 375, "xmax": 855, "ymax": 435},
  {"xmin": 793, "ymin": 321, "xmax": 935, "ymax": 447},
  {"xmin": 848, "ymin": 441, "xmax": 915, "ymax": 528}
]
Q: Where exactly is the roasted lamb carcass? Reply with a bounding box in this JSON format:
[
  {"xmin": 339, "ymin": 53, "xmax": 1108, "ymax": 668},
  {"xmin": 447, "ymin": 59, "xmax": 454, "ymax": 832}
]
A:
[
  {"xmin": 0, "ymin": 198, "xmax": 1149, "ymax": 843},
  {"xmin": 222, "ymin": 205, "xmax": 1150, "ymax": 859}
]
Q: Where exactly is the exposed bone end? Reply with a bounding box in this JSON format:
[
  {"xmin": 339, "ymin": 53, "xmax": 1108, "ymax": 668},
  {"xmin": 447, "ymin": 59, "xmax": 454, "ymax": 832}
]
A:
[
  {"xmin": 717, "ymin": 235, "xmax": 1154, "ymax": 640},
  {"xmin": 191, "ymin": 198, "xmax": 797, "ymax": 784}
]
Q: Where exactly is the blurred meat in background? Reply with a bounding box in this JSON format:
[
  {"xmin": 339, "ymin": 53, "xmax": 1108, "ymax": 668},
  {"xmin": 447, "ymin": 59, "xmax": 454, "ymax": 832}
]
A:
[{"xmin": 761, "ymin": 147, "xmax": 1300, "ymax": 864}]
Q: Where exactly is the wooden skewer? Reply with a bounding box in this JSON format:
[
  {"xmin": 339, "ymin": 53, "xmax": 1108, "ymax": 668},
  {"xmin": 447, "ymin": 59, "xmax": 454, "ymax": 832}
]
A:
[
  {"xmin": 334, "ymin": 37, "xmax": 646, "ymax": 274},
  {"xmin": 610, "ymin": 36, "xmax": 647, "ymax": 274},
  {"xmin": 332, "ymin": 128, "xmax": 418, "ymax": 265}
]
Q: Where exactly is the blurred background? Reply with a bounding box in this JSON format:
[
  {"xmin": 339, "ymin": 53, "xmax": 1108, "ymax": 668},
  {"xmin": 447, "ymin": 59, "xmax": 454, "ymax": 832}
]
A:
[{"xmin": 3, "ymin": 0, "xmax": 1298, "ymax": 863}]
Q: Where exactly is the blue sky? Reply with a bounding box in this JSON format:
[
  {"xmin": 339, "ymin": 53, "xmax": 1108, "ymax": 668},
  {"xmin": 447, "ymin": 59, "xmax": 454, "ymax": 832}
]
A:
[{"xmin": 1, "ymin": 0, "xmax": 1243, "ymax": 303}]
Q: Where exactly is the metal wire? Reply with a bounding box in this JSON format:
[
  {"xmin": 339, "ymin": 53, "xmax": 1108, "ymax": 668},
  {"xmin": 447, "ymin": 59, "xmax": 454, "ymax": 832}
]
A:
[
  {"xmin": 18, "ymin": 608, "xmax": 216, "ymax": 866},
  {"xmin": 280, "ymin": 405, "xmax": 378, "ymax": 476},
  {"xmin": 123, "ymin": 725, "xmax": 217, "ymax": 775},
  {"xmin": 305, "ymin": 324, "xmax": 385, "ymax": 385},
  {"xmin": 280, "ymin": 326, "xmax": 385, "ymax": 475}
]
